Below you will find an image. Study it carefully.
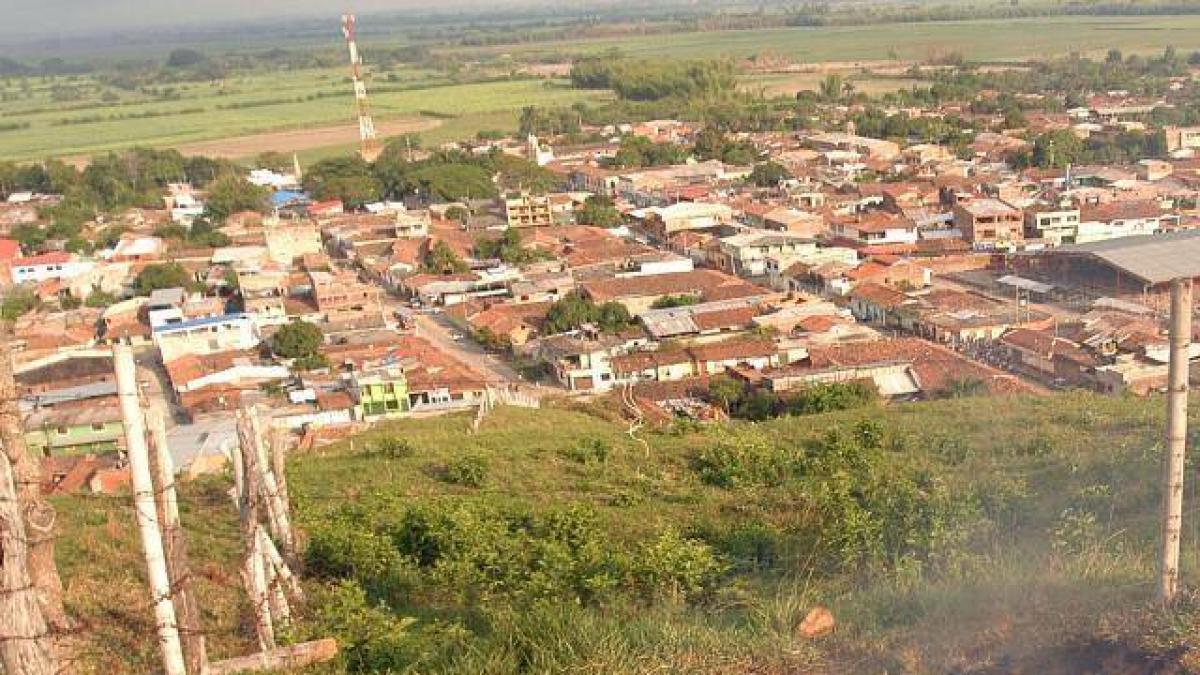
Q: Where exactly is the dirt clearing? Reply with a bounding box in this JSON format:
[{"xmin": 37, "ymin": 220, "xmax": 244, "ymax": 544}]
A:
[{"xmin": 173, "ymin": 116, "xmax": 442, "ymax": 158}]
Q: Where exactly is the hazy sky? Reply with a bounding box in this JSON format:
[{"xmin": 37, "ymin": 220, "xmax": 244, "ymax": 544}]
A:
[{"xmin": 0, "ymin": 0, "xmax": 551, "ymax": 40}]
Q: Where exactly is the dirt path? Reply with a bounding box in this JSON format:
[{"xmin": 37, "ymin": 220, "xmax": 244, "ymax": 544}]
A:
[{"xmin": 63, "ymin": 116, "xmax": 442, "ymax": 166}]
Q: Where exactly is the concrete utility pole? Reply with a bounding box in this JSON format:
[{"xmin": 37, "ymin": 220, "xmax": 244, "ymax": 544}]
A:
[
  {"xmin": 114, "ymin": 346, "xmax": 187, "ymax": 675},
  {"xmin": 1161, "ymin": 277, "xmax": 1192, "ymax": 605},
  {"xmin": 0, "ymin": 323, "xmax": 67, "ymax": 630}
]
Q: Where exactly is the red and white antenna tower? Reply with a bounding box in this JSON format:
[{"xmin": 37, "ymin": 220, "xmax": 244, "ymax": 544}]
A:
[{"xmin": 341, "ymin": 13, "xmax": 381, "ymax": 162}]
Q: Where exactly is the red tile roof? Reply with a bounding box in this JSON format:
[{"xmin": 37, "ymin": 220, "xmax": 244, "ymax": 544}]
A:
[{"xmin": 806, "ymin": 337, "xmax": 1034, "ymax": 395}]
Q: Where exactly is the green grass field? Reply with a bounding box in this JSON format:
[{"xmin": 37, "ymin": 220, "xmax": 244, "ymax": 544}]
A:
[
  {"xmin": 0, "ymin": 68, "xmax": 609, "ymax": 161},
  {"xmin": 4, "ymin": 13, "xmax": 1200, "ymax": 163},
  {"xmin": 52, "ymin": 392, "xmax": 1200, "ymax": 673},
  {"xmin": 454, "ymin": 15, "xmax": 1200, "ymax": 63}
]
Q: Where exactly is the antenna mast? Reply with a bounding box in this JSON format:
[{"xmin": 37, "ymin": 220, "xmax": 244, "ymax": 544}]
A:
[{"xmin": 341, "ymin": 13, "xmax": 381, "ymax": 162}]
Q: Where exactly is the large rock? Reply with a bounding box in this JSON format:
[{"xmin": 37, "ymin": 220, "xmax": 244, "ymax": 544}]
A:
[{"xmin": 797, "ymin": 606, "xmax": 835, "ymax": 638}]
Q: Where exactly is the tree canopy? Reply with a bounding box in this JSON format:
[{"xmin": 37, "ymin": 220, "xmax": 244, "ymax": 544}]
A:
[
  {"xmin": 475, "ymin": 228, "xmax": 552, "ymax": 265},
  {"xmin": 303, "ymin": 156, "xmax": 382, "ymax": 208},
  {"xmin": 576, "ymin": 195, "xmax": 623, "ymax": 228},
  {"xmin": 544, "ymin": 292, "xmax": 632, "ymax": 335},
  {"xmin": 134, "ymin": 262, "xmax": 196, "ymax": 296},
  {"xmin": 748, "ymin": 161, "xmax": 792, "ymax": 188},
  {"xmin": 204, "ymin": 174, "xmax": 269, "ymax": 222},
  {"xmin": 271, "ymin": 320, "xmax": 324, "ymax": 360},
  {"xmin": 423, "ymin": 241, "xmax": 470, "ymax": 275},
  {"xmin": 571, "ymin": 57, "xmax": 737, "ymax": 101}
]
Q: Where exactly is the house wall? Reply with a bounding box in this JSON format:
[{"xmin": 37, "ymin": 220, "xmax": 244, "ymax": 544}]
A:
[{"xmin": 26, "ymin": 421, "xmax": 124, "ymax": 457}]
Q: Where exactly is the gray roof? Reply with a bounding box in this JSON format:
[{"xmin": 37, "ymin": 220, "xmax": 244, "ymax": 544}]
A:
[
  {"xmin": 1054, "ymin": 230, "xmax": 1200, "ymax": 285},
  {"xmin": 148, "ymin": 287, "xmax": 186, "ymax": 308}
]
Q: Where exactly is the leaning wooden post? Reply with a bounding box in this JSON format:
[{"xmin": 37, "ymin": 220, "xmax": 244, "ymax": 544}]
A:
[
  {"xmin": 114, "ymin": 345, "xmax": 187, "ymax": 675},
  {"xmin": 236, "ymin": 411, "xmax": 275, "ymax": 651},
  {"xmin": 0, "ymin": 322, "xmax": 68, "ymax": 631},
  {"xmin": 148, "ymin": 409, "xmax": 208, "ymax": 674},
  {"xmin": 247, "ymin": 408, "xmax": 296, "ymax": 564},
  {"xmin": 269, "ymin": 428, "xmax": 291, "ymax": 509},
  {"xmin": 0, "ymin": 440, "xmax": 56, "ymax": 675},
  {"xmin": 1161, "ymin": 277, "xmax": 1192, "ymax": 606}
]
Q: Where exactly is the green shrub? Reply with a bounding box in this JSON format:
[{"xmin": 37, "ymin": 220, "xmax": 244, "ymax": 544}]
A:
[
  {"xmin": 441, "ymin": 455, "xmax": 489, "ymax": 488},
  {"xmin": 562, "ymin": 438, "xmax": 611, "ymax": 464},
  {"xmin": 632, "ymin": 530, "xmax": 727, "ymax": 603},
  {"xmin": 310, "ymin": 580, "xmax": 417, "ymax": 672},
  {"xmin": 694, "ymin": 432, "xmax": 801, "ymax": 488},
  {"xmin": 372, "ymin": 436, "xmax": 415, "ymax": 459}
]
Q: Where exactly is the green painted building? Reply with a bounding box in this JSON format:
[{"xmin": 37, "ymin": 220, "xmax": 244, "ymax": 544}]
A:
[
  {"xmin": 352, "ymin": 367, "xmax": 410, "ymax": 420},
  {"xmin": 25, "ymin": 404, "xmax": 126, "ymax": 457}
]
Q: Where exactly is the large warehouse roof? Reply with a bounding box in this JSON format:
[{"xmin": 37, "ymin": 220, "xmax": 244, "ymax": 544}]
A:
[{"xmin": 1055, "ymin": 230, "xmax": 1200, "ymax": 285}]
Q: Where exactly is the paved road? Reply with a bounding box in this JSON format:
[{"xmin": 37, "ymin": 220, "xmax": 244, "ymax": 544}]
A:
[{"xmin": 413, "ymin": 312, "xmax": 524, "ymax": 384}]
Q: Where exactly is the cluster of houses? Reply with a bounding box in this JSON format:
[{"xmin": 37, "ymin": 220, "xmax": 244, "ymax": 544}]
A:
[{"xmin": 11, "ymin": 82, "xmax": 1200, "ymax": 490}]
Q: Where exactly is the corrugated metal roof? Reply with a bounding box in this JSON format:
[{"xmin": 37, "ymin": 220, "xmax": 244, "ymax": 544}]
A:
[
  {"xmin": 998, "ymin": 275, "xmax": 1054, "ymax": 294},
  {"xmin": 1056, "ymin": 230, "xmax": 1200, "ymax": 285}
]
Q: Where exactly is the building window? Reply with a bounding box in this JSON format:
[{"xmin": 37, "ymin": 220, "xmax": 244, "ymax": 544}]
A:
[
  {"xmin": 56, "ymin": 426, "xmax": 68, "ymax": 435},
  {"xmin": 91, "ymin": 423, "xmax": 105, "ymax": 432}
]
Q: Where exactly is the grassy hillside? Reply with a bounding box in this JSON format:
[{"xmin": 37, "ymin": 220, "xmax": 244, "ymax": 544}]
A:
[{"xmin": 54, "ymin": 393, "xmax": 1200, "ymax": 673}]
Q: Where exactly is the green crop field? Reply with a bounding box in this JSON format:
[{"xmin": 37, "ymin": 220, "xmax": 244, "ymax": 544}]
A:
[
  {"xmin": 0, "ymin": 68, "xmax": 610, "ymax": 161},
  {"xmin": 453, "ymin": 15, "xmax": 1200, "ymax": 64},
  {"xmin": 53, "ymin": 393, "xmax": 1200, "ymax": 674},
  {"xmin": 4, "ymin": 13, "xmax": 1200, "ymax": 162}
]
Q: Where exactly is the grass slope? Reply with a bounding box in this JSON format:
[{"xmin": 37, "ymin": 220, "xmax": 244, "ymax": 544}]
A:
[{"xmin": 55, "ymin": 393, "xmax": 1200, "ymax": 673}]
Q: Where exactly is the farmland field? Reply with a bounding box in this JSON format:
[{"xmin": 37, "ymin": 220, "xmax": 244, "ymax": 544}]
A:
[
  {"xmin": 451, "ymin": 15, "xmax": 1200, "ymax": 63},
  {"xmin": 4, "ymin": 14, "xmax": 1200, "ymax": 161},
  {"xmin": 0, "ymin": 69, "xmax": 611, "ymax": 161}
]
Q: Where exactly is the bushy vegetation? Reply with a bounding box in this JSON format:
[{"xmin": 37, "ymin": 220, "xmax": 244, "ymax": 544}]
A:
[
  {"xmin": 271, "ymin": 319, "xmax": 324, "ymax": 360},
  {"xmin": 543, "ymin": 291, "xmax": 632, "ymax": 335},
  {"xmin": 570, "ymin": 57, "xmax": 737, "ymax": 101},
  {"xmin": 0, "ymin": 148, "xmax": 256, "ymax": 253},
  {"xmin": 53, "ymin": 391, "xmax": 1200, "ymax": 674},
  {"xmin": 474, "ymin": 228, "xmax": 553, "ymax": 265},
  {"xmin": 133, "ymin": 262, "xmax": 198, "ymax": 295},
  {"xmin": 707, "ymin": 376, "xmax": 877, "ymax": 421}
]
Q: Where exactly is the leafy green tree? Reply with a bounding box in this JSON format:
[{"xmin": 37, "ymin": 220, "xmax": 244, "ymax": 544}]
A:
[
  {"xmin": 11, "ymin": 224, "xmax": 46, "ymax": 252},
  {"xmin": 748, "ymin": 161, "xmax": 791, "ymax": 187},
  {"xmin": 577, "ymin": 195, "xmax": 622, "ymax": 228},
  {"xmin": 404, "ymin": 163, "xmax": 496, "ymax": 202},
  {"xmin": 545, "ymin": 291, "xmax": 631, "ymax": 334},
  {"xmin": 707, "ymin": 376, "xmax": 746, "ymax": 413},
  {"xmin": 423, "ymin": 240, "xmax": 469, "ymax": 274},
  {"xmin": 445, "ymin": 205, "xmax": 470, "ymax": 225},
  {"xmin": 475, "ymin": 228, "xmax": 551, "ymax": 265},
  {"xmin": 166, "ymin": 48, "xmax": 207, "ymax": 68},
  {"xmin": 186, "ymin": 218, "xmax": 232, "ymax": 247},
  {"xmin": 271, "ymin": 320, "xmax": 324, "ymax": 360},
  {"xmin": 612, "ymin": 136, "xmax": 688, "ymax": 169},
  {"xmin": 203, "ymin": 174, "xmax": 268, "ymax": 223},
  {"xmin": 134, "ymin": 262, "xmax": 194, "ymax": 295},
  {"xmin": 304, "ymin": 156, "xmax": 382, "ymax": 208},
  {"xmin": 1001, "ymin": 106, "xmax": 1027, "ymax": 130},
  {"xmin": 492, "ymin": 154, "xmax": 559, "ymax": 195}
]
